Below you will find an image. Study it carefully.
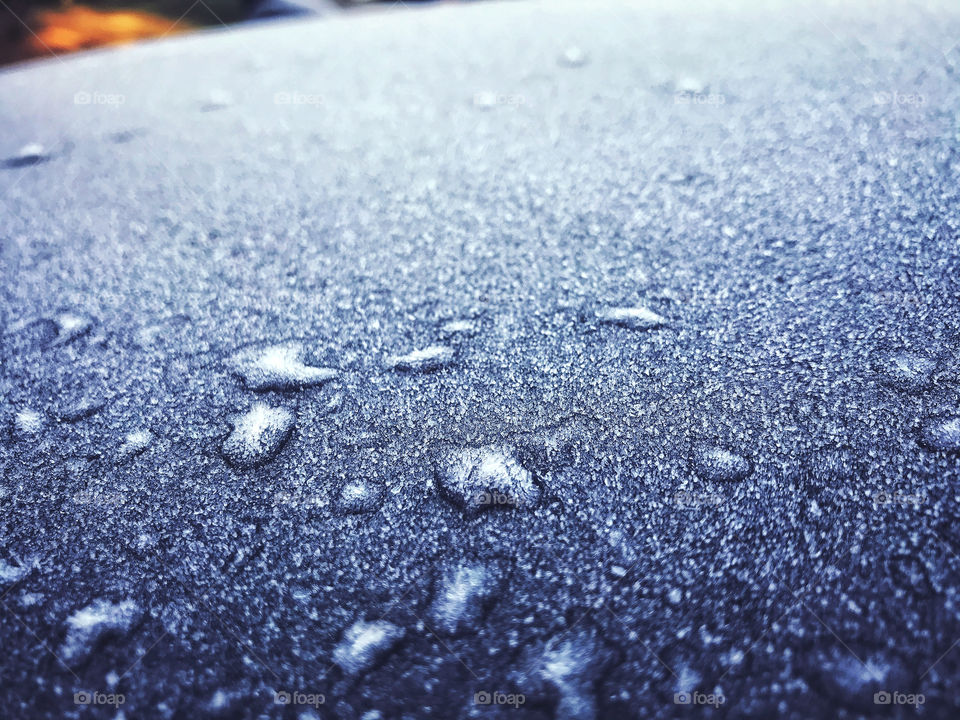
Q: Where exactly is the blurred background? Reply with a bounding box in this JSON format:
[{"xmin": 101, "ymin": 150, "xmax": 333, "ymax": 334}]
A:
[{"xmin": 0, "ymin": 0, "xmax": 440, "ymax": 66}]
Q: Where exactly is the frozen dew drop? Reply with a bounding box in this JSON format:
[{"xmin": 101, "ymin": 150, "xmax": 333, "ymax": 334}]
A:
[
  {"xmin": 435, "ymin": 445, "xmax": 540, "ymax": 514},
  {"xmin": 231, "ymin": 343, "xmax": 337, "ymax": 392},
  {"xmin": 221, "ymin": 403, "xmax": 295, "ymax": 469},
  {"xmin": 428, "ymin": 563, "xmax": 496, "ymax": 636},
  {"xmin": 439, "ymin": 319, "xmax": 478, "ymax": 338},
  {"xmin": 874, "ymin": 351, "xmax": 936, "ymax": 390},
  {"xmin": 386, "ymin": 344, "xmax": 455, "ymax": 372},
  {"xmin": 559, "ymin": 46, "xmax": 589, "ymax": 68},
  {"xmin": 13, "ymin": 408, "xmax": 43, "ymax": 436},
  {"xmin": 60, "ymin": 598, "xmax": 141, "ymax": 662},
  {"xmin": 53, "ymin": 311, "xmax": 93, "ymax": 345},
  {"xmin": 119, "ymin": 428, "xmax": 154, "ymax": 461},
  {"xmin": 332, "ymin": 619, "xmax": 405, "ymax": 676},
  {"xmin": 691, "ymin": 445, "xmax": 753, "ymax": 482},
  {"xmin": 58, "ymin": 393, "xmax": 107, "ymax": 423},
  {"xmin": 594, "ymin": 306, "xmax": 666, "ymax": 330},
  {"xmin": 4, "ymin": 142, "xmax": 50, "ymax": 168},
  {"xmin": 335, "ymin": 479, "xmax": 383, "ymax": 515},
  {"xmin": 918, "ymin": 414, "xmax": 960, "ymax": 452}
]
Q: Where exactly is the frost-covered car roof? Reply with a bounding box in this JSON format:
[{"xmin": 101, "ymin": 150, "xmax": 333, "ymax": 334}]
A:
[{"xmin": 1, "ymin": 1, "xmax": 960, "ymax": 717}]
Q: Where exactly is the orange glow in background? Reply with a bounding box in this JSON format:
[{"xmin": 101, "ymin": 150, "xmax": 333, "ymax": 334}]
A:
[{"xmin": 26, "ymin": 5, "xmax": 191, "ymax": 58}]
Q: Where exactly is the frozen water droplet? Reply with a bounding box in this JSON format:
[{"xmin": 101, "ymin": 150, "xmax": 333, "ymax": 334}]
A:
[
  {"xmin": 518, "ymin": 416, "xmax": 595, "ymax": 474},
  {"xmin": 814, "ymin": 647, "xmax": 896, "ymax": 710},
  {"xmin": 208, "ymin": 689, "xmax": 229, "ymax": 711},
  {"xmin": 918, "ymin": 414, "xmax": 960, "ymax": 452},
  {"xmin": 13, "ymin": 408, "xmax": 43, "ymax": 436},
  {"xmin": 0, "ymin": 557, "xmax": 33, "ymax": 585},
  {"xmin": 608, "ymin": 564, "xmax": 627, "ymax": 579},
  {"xmin": 5, "ymin": 143, "xmax": 49, "ymax": 168},
  {"xmin": 594, "ymin": 306, "xmax": 666, "ymax": 330},
  {"xmin": 336, "ymin": 479, "xmax": 383, "ymax": 515},
  {"xmin": 231, "ymin": 344, "xmax": 337, "ymax": 392},
  {"xmin": 221, "ymin": 403, "xmax": 295, "ymax": 469},
  {"xmin": 59, "ymin": 394, "xmax": 106, "ymax": 423},
  {"xmin": 333, "ymin": 619, "xmax": 405, "ymax": 675},
  {"xmin": 676, "ymin": 77, "xmax": 706, "ymax": 94},
  {"xmin": 439, "ymin": 319, "xmax": 478, "ymax": 338},
  {"xmin": 559, "ymin": 46, "xmax": 589, "ymax": 68},
  {"xmin": 692, "ymin": 445, "xmax": 752, "ymax": 481},
  {"xmin": 119, "ymin": 428, "xmax": 153, "ymax": 460},
  {"xmin": 473, "ymin": 91, "xmax": 498, "ymax": 110},
  {"xmin": 386, "ymin": 344, "xmax": 455, "ymax": 372},
  {"xmin": 52, "ymin": 312, "xmax": 93, "ymax": 345},
  {"xmin": 435, "ymin": 445, "xmax": 540, "ymax": 514},
  {"xmin": 875, "ymin": 351, "xmax": 936, "ymax": 390},
  {"xmin": 202, "ymin": 89, "xmax": 233, "ymax": 111},
  {"xmin": 536, "ymin": 635, "xmax": 604, "ymax": 720},
  {"xmin": 60, "ymin": 598, "xmax": 141, "ymax": 662},
  {"xmin": 429, "ymin": 563, "xmax": 496, "ymax": 635}
]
